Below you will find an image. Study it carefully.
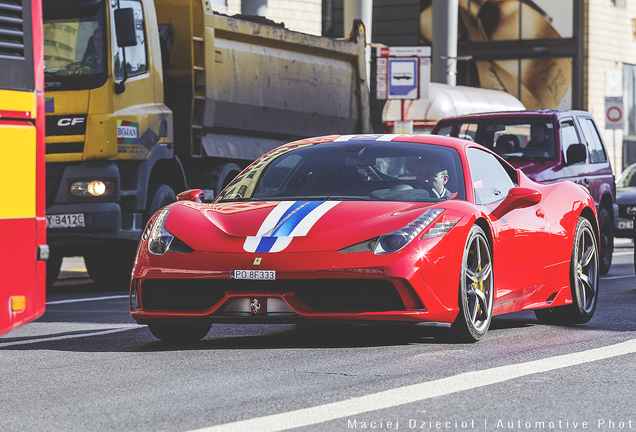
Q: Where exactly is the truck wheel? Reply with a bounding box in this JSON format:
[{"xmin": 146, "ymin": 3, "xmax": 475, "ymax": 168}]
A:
[
  {"xmin": 46, "ymin": 251, "xmax": 63, "ymax": 287},
  {"xmin": 146, "ymin": 184, "xmax": 176, "ymax": 221},
  {"xmin": 84, "ymin": 244, "xmax": 137, "ymax": 291},
  {"xmin": 597, "ymin": 207, "xmax": 613, "ymax": 275}
]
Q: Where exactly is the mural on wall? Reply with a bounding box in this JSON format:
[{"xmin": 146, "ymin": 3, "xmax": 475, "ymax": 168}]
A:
[{"xmin": 419, "ymin": 0, "xmax": 573, "ymax": 110}]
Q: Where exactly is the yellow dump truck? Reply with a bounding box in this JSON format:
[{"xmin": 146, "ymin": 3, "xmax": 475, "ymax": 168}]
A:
[{"xmin": 43, "ymin": 0, "xmax": 370, "ymax": 286}]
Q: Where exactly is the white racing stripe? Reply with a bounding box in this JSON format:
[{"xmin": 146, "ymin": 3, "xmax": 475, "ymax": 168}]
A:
[
  {"xmin": 46, "ymin": 295, "xmax": 129, "ymax": 305},
  {"xmin": 0, "ymin": 326, "xmax": 138, "ymax": 348},
  {"xmin": 191, "ymin": 338, "xmax": 636, "ymax": 432}
]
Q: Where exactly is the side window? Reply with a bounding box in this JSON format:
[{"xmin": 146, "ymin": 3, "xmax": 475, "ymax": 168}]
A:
[
  {"xmin": 435, "ymin": 126, "xmax": 453, "ymax": 137},
  {"xmin": 458, "ymin": 123, "xmax": 478, "ymax": 142},
  {"xmin": 467, "ymin": 148, "xmax": 516, "ymax": 205},
  {"xmin": 578, "ymin": 118, "xmax": 608, "ymax": 163},
  {"xmin": 113, "ymin": 0, "xmax": 148, "ymax": 80},
  {"xmin": 560, "ymin": 120, "xmax": 580, "ymax": 157}
]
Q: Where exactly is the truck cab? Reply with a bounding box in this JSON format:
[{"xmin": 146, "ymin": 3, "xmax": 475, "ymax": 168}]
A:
[{"xmin": 42, "ymin": 0, "xmax": 370, "ymax": 288}]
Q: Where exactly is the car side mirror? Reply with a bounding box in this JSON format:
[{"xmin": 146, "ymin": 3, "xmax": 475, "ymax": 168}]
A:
[
  {"xmin": 176, "ymin": 189, "xmax": 204, "ymax": 203},
  {"xmin": 491, "ymin": 187, "xmax": 542, "ymax": 219},
  {"xmin": 115, "ymin": 8, "xmax": 137, "ymax": 47},
  {"xmin": 566, "ymin": 143, "xmax": 587, "ymax": 165}
]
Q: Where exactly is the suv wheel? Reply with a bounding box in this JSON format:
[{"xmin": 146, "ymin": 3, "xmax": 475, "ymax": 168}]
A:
[{"xmin": 597, "ymin": 207, "xmax": 613, "ymax": 275}]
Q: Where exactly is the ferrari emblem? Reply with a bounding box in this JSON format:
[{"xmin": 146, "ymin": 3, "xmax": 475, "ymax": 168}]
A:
[
  {"xmin": 253, "ymin": 257, "xmax": 262, "ymax": 265},
  {"xmin": 250, "ymin": 298, "xmax": 261, "ymax": 314}
]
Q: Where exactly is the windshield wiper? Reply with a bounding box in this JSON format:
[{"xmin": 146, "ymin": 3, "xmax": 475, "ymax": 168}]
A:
[
  {"xmin": 45, "ymin": 71, "xmax": 81, "ymax": 89},
  {"xmin": 217, "ymin": 197, "xmax": 254, "ymax": 203}
]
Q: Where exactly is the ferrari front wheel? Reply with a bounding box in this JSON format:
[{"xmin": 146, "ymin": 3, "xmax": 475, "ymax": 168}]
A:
[
  {"xmin": 535, "ymin": 217, "xmax": 599, "ymax": 325},
  {"xmin": 148, "ymin": 321, "xmax": 212, "ymax": 344},
  {"xmin": 451, "ymin": 225, "xmax": 494, "ymax": 342}
]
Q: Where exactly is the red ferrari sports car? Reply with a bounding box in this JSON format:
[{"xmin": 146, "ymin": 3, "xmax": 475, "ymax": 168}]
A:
[{"xmin": 130, "ymin": 134, "xmax": 600, "ymax": 343}]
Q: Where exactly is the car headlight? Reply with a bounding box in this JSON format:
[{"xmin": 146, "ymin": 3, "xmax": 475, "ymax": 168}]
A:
[
  {"xmin": 375, "ymin": 209, "xmax": 445, "ymax": 254},
  {"xmin": 144, "ymin": 208, "xmax": 195, "ymax": 255},
  {"xmin": 339, "ymin": 209, "xmax": 452, "ymax": 255},
  {"xmin": 147, "ymin": 208, "xmax": 174, "ymax": 255}
]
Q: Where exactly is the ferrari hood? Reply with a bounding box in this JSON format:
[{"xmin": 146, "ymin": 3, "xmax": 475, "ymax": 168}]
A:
[{"xmin": 163, "ymin": 200, "xmax": 440, "ymax": 253}]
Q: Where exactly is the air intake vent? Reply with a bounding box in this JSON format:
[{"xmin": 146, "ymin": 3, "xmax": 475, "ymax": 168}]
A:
[{"xmin": 0, "ymin": 1, "xmax": 24, "ymax": 59}]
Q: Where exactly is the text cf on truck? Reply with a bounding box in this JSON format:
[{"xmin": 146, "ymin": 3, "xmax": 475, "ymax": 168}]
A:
[{"xmin": 42, "ymin": 0, "xmax": 371, "ymax": 287}]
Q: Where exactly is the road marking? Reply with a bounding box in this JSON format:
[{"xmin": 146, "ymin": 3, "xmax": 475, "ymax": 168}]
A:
[
  {"xmin": 601, "ymin": 274, "xmax": 635, "ymax": 280},
  {"xmin": 192, "ymin": 338, "xmax": 636, "ymax": 432},
  {"xmin": 46, "ymin": 295, "xmax": 129, "ymax": 305},
  {"xmin": 0, "ymin": 326, "xmax": 138, "ymax": 348}
]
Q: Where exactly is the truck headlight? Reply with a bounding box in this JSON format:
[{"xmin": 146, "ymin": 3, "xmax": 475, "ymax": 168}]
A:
[{"xmin": 70, "ymin": 179, "xmax": 117, "ymax": 197}]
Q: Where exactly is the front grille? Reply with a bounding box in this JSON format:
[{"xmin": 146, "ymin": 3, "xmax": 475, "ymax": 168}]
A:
[
  {"xmin": 294, "ymin": 280, "xmax": 404, "ymax": 312},
  {"xmin": 45, "ymin": 163, "xmax": 66, "ymax": 208},
  {"xmin": 46, "ymin": 142, "xmax": 85, "ymax": 154},
  {"xmin": 139, "ymin": 278, "xmax": 405, "ymax": 313},
  {"xmin": 618, "ymin": 205, "xmax": 635, "ymax": 219}
]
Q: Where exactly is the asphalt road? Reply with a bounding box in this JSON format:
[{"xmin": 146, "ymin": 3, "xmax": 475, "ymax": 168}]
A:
[{"xmin": 1, "ymin": 240, "xmax": 635, "ymax": 432}]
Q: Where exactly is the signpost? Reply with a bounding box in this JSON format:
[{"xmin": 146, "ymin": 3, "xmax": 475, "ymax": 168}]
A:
[{"xmin": 375, "ymin": 46, "xmax": 431, "ymax": 134}]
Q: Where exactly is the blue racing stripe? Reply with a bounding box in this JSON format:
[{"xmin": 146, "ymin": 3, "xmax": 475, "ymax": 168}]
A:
[
  {"xmin": 272, "ymin": 201, "xmax": 324, "ymax": 236},
  {"xmin": 255, "ymin": 236, "xmax": 277, "ymax": 253}
]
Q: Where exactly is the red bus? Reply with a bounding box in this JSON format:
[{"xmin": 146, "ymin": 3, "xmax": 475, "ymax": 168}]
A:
[{"xmin": 0, "ymin": 0, "xmax": 47, "ymax": 336}]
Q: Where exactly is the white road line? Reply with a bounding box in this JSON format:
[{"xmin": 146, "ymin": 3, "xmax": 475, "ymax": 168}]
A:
[
  {"xmin": 0, "ymin": 326, "xmax": 138, "ymax": 348},
  {"xmin": 192, "ymin": 338, "xmax": 636, "ymax": 432},
  {"xmin": 46, "ymin": 295, "xmax": 129, "ymax": 305},
  {"xmin": 601, "ymin": 274, "xmax": 635, "ymax": 280}
]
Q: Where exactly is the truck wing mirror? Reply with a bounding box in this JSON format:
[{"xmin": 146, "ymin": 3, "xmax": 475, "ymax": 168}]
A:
[
  {"xmin": 566, "ymin": 143, "xmax": 587, "ymax": 165},
  {"xmin": 115, "ymin": 8, "xmax": 137, "ymax": 47}
]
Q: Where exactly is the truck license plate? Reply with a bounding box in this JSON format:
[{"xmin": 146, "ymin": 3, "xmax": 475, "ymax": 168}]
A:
[
  {"xmin": 231, "ymin": 270, "xmax": 276, "ymax": 280},
  {"xmin": 47, "ymin": 213, "xmax": 85, "ymax": 228}
]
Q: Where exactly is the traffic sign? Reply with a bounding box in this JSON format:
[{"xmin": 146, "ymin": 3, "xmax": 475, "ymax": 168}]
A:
[{"xmin": 605, "ymin": 96, "xmax": 624, "ymax": 130}]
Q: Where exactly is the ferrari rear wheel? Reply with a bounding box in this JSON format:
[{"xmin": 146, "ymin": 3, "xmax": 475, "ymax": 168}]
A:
[
  {"xmin": 534, "ymin": 217, "xmax": 599, "ymax": 325},
  {"xmin": 451, "ymin": 225, "xmax": 494, "ymax": 342},
  {"xmin": 148, "ymin": 321, "xmax": 212, "ymax": 344}
]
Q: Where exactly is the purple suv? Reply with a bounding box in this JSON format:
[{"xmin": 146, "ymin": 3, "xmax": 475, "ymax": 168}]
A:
[{"xmin": 432, "ymin": 109, "xmax": 617, "ymax": 274}]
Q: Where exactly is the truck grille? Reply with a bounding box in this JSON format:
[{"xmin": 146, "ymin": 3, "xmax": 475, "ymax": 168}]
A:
[
  {"xmin": 0, "ymin": 1, "xmax": 24, "ymax": 59},
  {"xmin": 45, "ymin": 163, "xmax": 65, "ymax": 208},
  {"xmin": 139, "ymin": 278, "xmax": 405, "ymax": 313}
]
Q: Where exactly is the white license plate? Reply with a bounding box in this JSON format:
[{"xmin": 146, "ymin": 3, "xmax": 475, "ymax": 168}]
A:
[
  {"xmin": 618, "ymin": 219, "xmax": 634, "ymax": 230},
  {"xmin": 46, "ymin": 213, "xmax": 85, "ymax": 228},
  {"xmin": 231, "ymin": 270, "xmax": 276, "ymax": 280}
]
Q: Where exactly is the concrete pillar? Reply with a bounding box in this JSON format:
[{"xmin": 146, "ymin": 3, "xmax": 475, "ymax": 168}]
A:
[
  {"xmin": 432, "ymin": 0, "xmax": 458, "ymax": 86},
  {"xmin": 344, "ymin": 0, "xmax": 373, "ymax": 88}
]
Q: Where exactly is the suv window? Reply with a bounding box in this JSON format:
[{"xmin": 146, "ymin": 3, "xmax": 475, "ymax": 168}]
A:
[
  {"xmin": 467, "ymin": 147, "xmax": 516, "ymax": 205},
  {"xmin": 578, "ymin": 117, "xmax": 608, "ymax": 163},
  {"xmin": 560, "ymin": 119, "xmax": 581, "ymax": 160},
  {"xmin": 432, "ymin": 117, "xmax": 557, "ymax": 161}
]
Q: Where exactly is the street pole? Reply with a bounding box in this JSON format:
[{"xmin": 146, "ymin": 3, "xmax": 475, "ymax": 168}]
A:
[{"xmin": 432, "ymin": 0, "xmax": 458, "ymax": 85}]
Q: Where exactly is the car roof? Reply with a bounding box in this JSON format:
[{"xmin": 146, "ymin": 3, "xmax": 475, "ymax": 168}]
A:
[
  {"xmin": 282, "ymin": 133, "xmax": 473, "ymax": 152},
  {"xmin": 436, "ymin": 109, "xmax": 594, "ymax": 122}
]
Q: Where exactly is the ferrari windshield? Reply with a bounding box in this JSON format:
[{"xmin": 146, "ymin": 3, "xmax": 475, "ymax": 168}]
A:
[
  {"xmin": 435, "ymin": 117, "xmax": 557, "ymax": 161},
  {"xmin": 43, "ymin": 1, "xmax": 107, "ymax": 77},
  {"xmin": 216, "ymin": 141, "xmax": 466, "ymax": 203}
]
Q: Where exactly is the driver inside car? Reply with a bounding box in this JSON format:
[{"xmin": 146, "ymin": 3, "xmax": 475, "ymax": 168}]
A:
[
  {"xmin": 526, "ymin": 122, "xmax": 556, "ymax": 157},
  {"xmin": 415, "ymin": 158, "xmax": 451, "ymax": 198}
]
